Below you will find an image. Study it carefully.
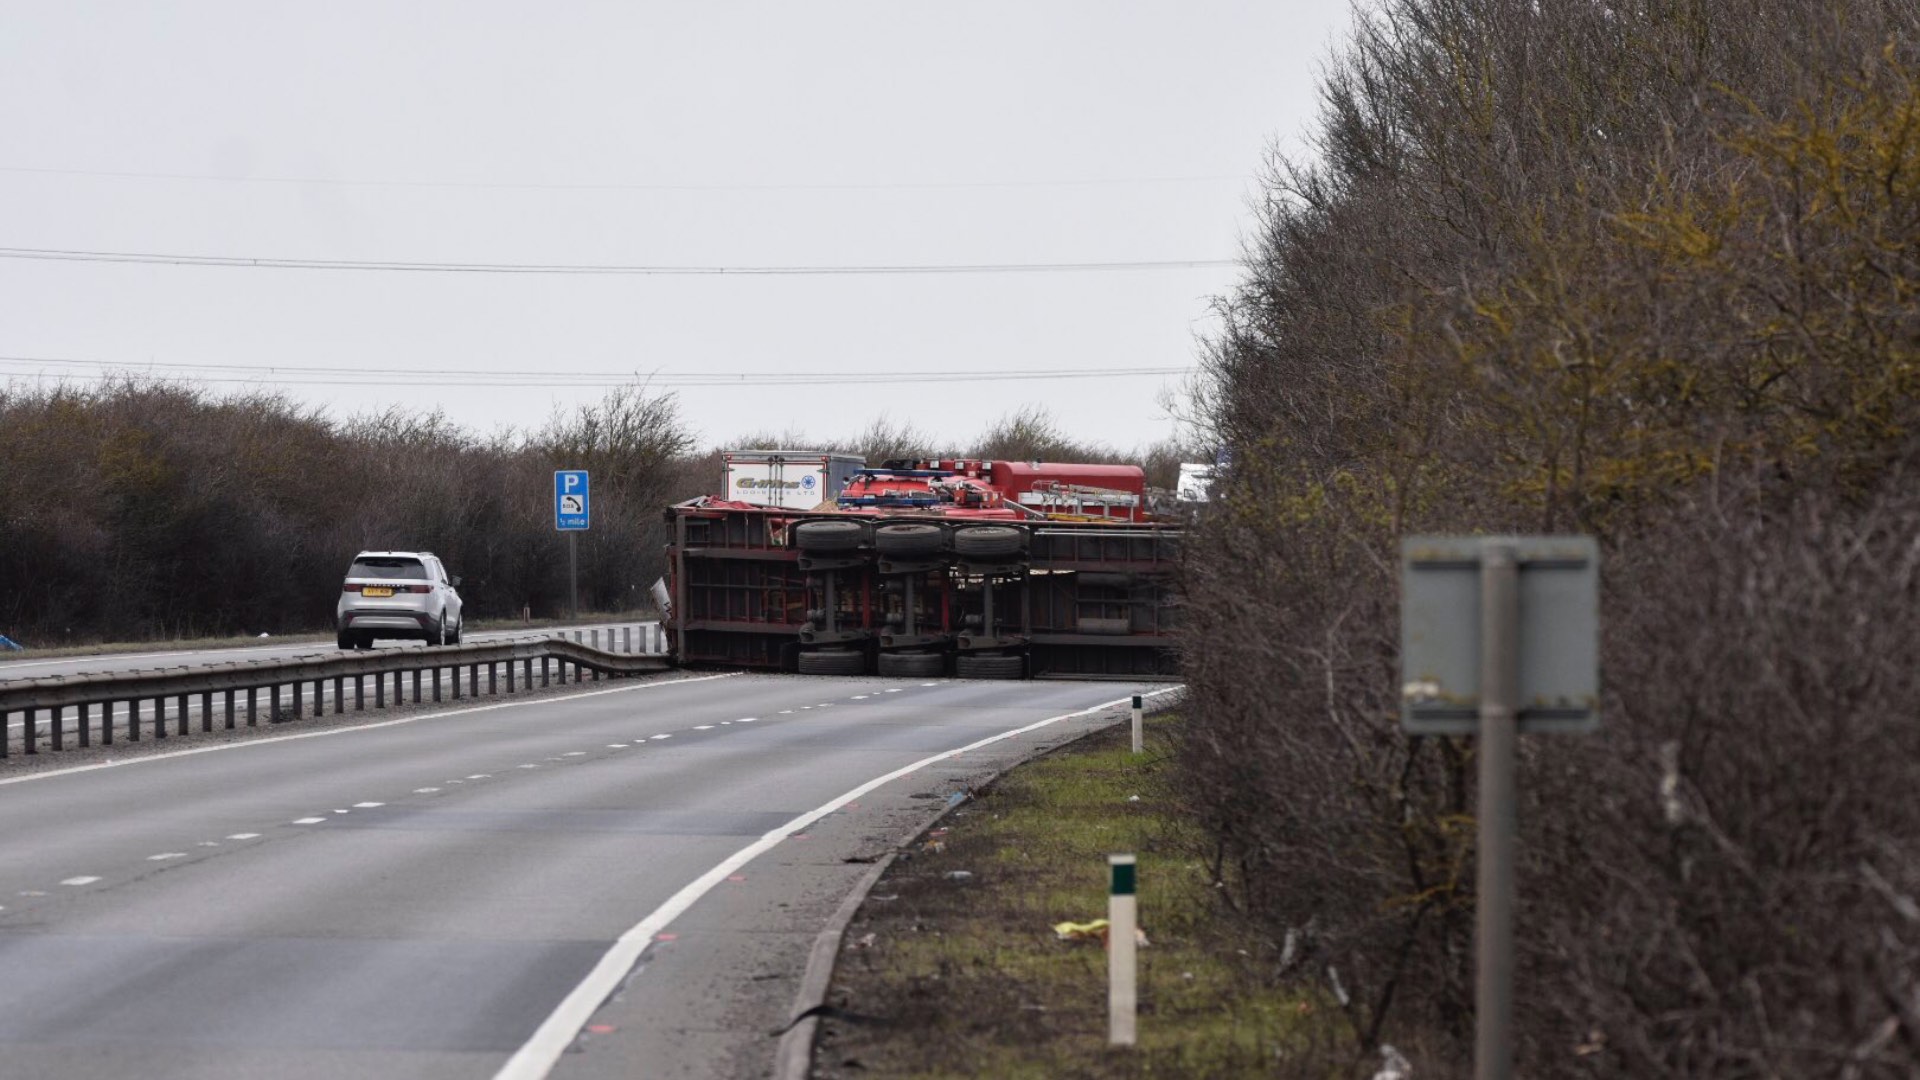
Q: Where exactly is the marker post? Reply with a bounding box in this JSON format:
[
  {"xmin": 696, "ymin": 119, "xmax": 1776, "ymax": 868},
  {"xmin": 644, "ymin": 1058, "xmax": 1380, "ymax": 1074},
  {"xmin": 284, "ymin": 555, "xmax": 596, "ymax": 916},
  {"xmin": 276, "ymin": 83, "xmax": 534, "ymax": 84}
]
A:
[{"xmin": 1109, "ymin": 853, "xmax": 1137, "ymax": 1046}]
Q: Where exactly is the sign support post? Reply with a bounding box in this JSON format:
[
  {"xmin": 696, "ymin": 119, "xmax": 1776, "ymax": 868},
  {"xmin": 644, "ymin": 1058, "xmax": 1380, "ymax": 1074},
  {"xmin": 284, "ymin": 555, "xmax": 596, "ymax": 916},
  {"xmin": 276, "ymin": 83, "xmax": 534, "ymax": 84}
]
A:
[
  {"xmin": 1475, "ymin": 543, "xmax": 1519, "ymax": 1080},
  {"xmin": 568, "ymin": 532, "xmax": 579, "ymax": 620}
]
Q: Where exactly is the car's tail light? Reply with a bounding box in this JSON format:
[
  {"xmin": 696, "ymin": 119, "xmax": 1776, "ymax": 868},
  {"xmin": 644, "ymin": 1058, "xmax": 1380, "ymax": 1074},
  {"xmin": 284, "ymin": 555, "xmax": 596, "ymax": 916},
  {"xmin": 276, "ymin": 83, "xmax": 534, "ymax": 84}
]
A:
[
  {"xmin": 403, "ymin": 584, "xmax": 431, "ymax": 594},
  {"xmin": 342, "ymin": 583, "xmax": 362, "ymax": 593}
]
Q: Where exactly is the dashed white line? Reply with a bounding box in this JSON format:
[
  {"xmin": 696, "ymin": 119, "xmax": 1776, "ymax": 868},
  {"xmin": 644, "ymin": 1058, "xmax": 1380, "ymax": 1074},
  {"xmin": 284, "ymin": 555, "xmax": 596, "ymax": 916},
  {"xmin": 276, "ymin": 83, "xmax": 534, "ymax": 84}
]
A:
[
  {"xmin": 852, "ymin": 695, "xmax": 869, "ymax": 700},
  {"xmin": 563, "ymin": 751, "xmax": 586, "ymax": 756},
  {"xmin": 885, "ymin": 688, "xmax": 904, "ymax": 693},
  {"xmin": 197, "ymin": 841, "xmax": 220, "ymax": 847},
  {"xmin": 331, "ymin": 809, "xmax": 351, "ymax": 814},
  {"xmin": 226, "ymin": 833, "xmax": 260, "ymax": 840},
  {"xmin": 779, "ymin": 710, "xmax": 794, "ymax": 714},
  {"xmin": 18, "ymin": 890, "xmax": 47, "ymax": 897},
  {"xmin": 413, "ymin": 788, "xmax": 441, "ymax": 794},
  {"xmin": 466, "ymin": 774, "xmax": 490, "ymax": 780},
  {"xmin": 147, "ymin": 853, "xmax": 187, "ymax": 861},
  {"xmin": 59, "ymin": 877, "xmax": 100, "ymax": 887},
  {"xmin": 649, "ymin": 734, "xmax": 671, "ymax": 741},
  {"xmin": 738, "ymin": 717, "xmax": 757, "ymax": 723},
  {"xmin": 693, "ymin": 725, "xmax": 714, "ymax": 730},
  {"xmin": 353, "ymin": 801, "xmax": 385, "ymax": 808},
  {"xmin": 920, "ymin": 682, "xmax": 938, "ymax": 687},
  {"xmin": 607, "ymin": 744, "xmax": 628, "ymax": 749},
  {"xmin": 292, "ymin": 817, "xmax": 326, "ymax": 825},
  {"xmin": 518, "ymin": 763, "xmax": 540, "ymax": 769}
]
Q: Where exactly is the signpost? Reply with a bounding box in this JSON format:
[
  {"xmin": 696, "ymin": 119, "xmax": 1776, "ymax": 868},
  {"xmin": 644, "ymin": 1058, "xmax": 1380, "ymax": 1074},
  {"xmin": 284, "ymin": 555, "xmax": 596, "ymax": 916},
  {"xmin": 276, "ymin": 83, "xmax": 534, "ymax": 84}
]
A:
[
  {"xmin": 1400, "ymin": 535, "xmax": 1599, "ymax": 1080},
  {"xmin": 555, "ymin": 471, "xmax": 590, "ymax": 619}
]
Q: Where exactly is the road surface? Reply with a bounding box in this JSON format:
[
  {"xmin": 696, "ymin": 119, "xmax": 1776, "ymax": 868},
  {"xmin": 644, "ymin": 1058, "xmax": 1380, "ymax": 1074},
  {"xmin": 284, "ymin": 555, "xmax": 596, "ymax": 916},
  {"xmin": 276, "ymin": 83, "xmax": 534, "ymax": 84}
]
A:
[{"xmin": 0, "ymin": 670, "xmax": 1163, "ymax": 1079}]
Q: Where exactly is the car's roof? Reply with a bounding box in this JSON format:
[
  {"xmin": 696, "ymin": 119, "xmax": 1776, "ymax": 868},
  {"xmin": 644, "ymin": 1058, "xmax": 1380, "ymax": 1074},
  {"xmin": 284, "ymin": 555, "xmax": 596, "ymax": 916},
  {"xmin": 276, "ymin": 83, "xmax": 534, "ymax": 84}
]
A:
[{"xmin": 353, "ymin": 551, "xmax": 435, "ymax": 559}]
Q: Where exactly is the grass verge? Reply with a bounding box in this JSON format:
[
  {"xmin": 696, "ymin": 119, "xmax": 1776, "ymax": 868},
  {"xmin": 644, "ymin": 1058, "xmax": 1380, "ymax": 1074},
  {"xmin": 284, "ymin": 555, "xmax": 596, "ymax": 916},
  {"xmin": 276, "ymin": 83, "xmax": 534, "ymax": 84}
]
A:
[{"xmin": 814, "ymin": 712, "xmax": 1343, "ymax": 1079}]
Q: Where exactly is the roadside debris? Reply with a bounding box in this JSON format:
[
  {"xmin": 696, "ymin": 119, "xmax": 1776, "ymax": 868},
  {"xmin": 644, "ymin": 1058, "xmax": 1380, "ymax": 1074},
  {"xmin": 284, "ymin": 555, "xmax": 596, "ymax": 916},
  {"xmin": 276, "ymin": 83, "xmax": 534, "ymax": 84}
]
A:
[
  {"xmin": 943, "ymin": 870, "xmax": 973, "ymax": 882},
  {"xmin": 1052, "ymin": 919, "xmax": 1149, "ymax": 947}
]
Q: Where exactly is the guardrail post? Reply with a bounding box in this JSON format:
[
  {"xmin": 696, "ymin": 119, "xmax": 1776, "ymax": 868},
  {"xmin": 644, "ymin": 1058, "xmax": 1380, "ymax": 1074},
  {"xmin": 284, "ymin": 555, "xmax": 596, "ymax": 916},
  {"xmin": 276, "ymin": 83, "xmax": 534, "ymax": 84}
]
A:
[
  {"xmin": 201, "ymin": 691, "xmax": 213, "ymax": 733},
  {"xmin": 451, "ymin": 666, "xmax": 463, "ymax": 699},
  {"xmin": 2, "ymin": 711, "xmax": 11, "ymax": 758},
  {"xmin": 225, "ymin": 689, "xmax": 236, "ymax": 729},
  {"xmin": 412, "ymin": 669, "xmax": 422, "ymax": 704},
  {"xmin": 469, "ymin": 664, "xmax": 479, "ymax": 697},
  {"xmin": 25, "ymin": 708, "xmax": 40, "ymax": 754},
  {"xmin": 523, "ymin": 658, "xmax": 533, "ymax": 690},
  {"xmin": 541, "ymin": 657, "xmax": 551, "ymax": 687},
  {"xmin": 506, "ymin": 660, "xmax": 517, "ymax": 693},
  {"xmin": 78, "ymin": 703, "xmax": 91, "ymax": 749},
  {"xmin": 155, "ymin": 697, "xmax": 170, "ymax": 740},
  {"xmin": 488, "ymin": 662, "xmax": 498, "ymax": 695},
  {"xmin": 623, "ymin": 626, "xmax": 632, "ymax": 653},
  {"xmin": 432, "ymin": 667, "xmax": 442, "ymax": 703},
  {"xmin": 128, "ymin": 700, "xmax": 140, "ymax": 741},
  {"xmin": 269, "ymin": 685, "xmax": 281, "ymax": 724},
  {"xmin": 247, "ymin": 687, "xmax": 258, "ymax": 726},
  {"xmin": 332, "ymin": 677, "xmax": 344, "ymax": 715},
  {"xmin": 52, "ymin": 705, "xmax": 65, "ymax": 752},
  {"xmin": 375, "ymin": 671, "xmax": 386, "ymax": 709},
  {"xmin": 291, "ymin": 682, "xmax": 302, "ymax": 720}
]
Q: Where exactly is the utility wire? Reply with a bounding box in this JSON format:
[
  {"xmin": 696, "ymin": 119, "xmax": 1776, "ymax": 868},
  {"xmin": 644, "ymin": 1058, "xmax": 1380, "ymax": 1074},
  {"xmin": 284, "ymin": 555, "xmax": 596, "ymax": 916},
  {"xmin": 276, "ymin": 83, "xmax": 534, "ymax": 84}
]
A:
[
  {"xmin": 0, "ymin": 354, "xmax": 1187, "ymax": 383},
  {"xmin": 0, "ymin": 164, "xmax": 1246, "ymax": 193},
  {"xmin": 0, "ymin": 364, "xmax": 1194, "ymax": 391},
  {"xmin": 0, "ymin": 246, "xmax": 1237, "ymax": 276}
]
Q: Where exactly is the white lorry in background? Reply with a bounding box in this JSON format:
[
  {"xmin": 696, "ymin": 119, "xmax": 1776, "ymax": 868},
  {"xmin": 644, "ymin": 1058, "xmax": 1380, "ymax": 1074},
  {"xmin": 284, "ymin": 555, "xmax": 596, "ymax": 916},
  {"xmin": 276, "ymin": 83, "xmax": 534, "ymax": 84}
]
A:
[{"xmin": 722, "ymin": 449, "xmax": 866, "ymax": 510}]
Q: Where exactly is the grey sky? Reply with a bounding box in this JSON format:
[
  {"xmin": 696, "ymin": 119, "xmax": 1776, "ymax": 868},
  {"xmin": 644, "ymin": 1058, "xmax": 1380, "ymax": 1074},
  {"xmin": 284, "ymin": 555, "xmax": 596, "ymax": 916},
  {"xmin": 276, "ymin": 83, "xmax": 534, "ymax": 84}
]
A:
[{"xmin": 1, "ymin": 2, "xmax": 1354, "ymax": 452}]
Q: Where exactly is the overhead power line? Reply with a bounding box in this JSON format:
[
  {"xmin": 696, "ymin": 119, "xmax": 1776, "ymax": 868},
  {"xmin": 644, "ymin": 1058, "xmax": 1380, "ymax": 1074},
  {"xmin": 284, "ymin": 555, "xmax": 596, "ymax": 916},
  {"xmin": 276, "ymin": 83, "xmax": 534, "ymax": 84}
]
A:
[
  {"xmin": 0, "ymin": 246, "xmax": 1238, "ymax": 276},
  {"xmin": 0, "ymin": 164, "xmax": 1246, "ymax": 193},
  {"xmin": 0, "ymin": 355, "xmax": 1196, "ymax": 390}
]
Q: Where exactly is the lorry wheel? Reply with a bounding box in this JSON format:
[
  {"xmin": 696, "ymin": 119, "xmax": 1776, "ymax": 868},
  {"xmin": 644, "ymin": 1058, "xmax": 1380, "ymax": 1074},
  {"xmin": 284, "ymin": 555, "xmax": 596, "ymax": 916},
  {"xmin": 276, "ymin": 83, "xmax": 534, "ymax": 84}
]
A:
[
  {"xmin": 952, "ymin": 525, "xmax": 1023, "ymax": 559},
  {"xmin": 795, "ymin": 520, "xmax": 864, "ymax": 553},
  {"xmin": 954, "ymin": 653, "xmax": 1025, "ymax": 679},
  {"xmin": 797, "ymin": 648, "xmax": 866, "ymax": 675},
  {"xmin": 874, "ymin": 523, "xmax": 943, "ymax": 559},
  {"xmin": 877, "ymin": 651, "xmax": 944, "ymax": 677}
]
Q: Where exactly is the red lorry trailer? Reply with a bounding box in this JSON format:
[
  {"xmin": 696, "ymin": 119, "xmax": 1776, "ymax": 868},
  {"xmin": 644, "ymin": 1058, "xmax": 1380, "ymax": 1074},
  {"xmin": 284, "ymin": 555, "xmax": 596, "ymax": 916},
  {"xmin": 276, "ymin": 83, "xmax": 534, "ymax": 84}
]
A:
[{"xmin": 661, "ymin": 459, "xmax": 1180, "ymax": 679}]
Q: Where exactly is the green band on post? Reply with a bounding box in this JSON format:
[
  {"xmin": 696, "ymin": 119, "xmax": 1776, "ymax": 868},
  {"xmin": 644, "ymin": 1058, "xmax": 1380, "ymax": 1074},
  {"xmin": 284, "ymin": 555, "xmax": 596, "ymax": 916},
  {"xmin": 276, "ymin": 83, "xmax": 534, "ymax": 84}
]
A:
[{"xmin": 1111, "ymin": 862, "xmax": 1136, "ymax": 896}]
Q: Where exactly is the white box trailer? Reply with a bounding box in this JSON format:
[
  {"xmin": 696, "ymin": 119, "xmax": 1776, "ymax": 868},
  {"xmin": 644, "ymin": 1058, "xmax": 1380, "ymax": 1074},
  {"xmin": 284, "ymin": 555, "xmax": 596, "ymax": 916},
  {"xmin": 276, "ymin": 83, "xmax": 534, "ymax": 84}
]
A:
[{"xmin": 723, "ymin": 450, "xmax": 866, "ymax": 510}]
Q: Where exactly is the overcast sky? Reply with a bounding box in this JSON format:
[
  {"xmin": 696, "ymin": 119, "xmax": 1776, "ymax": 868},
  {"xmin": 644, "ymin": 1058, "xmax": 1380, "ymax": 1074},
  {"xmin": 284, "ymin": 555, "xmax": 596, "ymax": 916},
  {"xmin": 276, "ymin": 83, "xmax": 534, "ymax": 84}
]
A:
[{"xmin": 0, "ymin": 2, "xmax": 1355, "ymax": 453}]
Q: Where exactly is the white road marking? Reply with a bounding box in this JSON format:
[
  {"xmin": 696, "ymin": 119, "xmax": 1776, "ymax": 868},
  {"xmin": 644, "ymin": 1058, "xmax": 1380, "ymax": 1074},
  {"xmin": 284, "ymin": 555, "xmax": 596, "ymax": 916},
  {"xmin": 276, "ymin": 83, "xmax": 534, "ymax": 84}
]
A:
[
  {"xmin": 197, "ymin": 841, "xmax": 220, "ymax": 847},
  {"xmin": 0, "ymin": 673, "xmax": 737, "ymax": 789},
  {"xmin": 59, "ymin": 877, "xmax": 100, "ymax": 887},
  {"xmin": 649, "ymin": 734, "xmax": 671, "ymax": 740},
  {"xmin": 18, "ymin": 891, "xmax": 47, "ymax": 897},
  {"xmin": 778, "ymin": 710, "xmax": 793, "ymax": 714},
  {"xmin": 292, "ymin": 817, "xmax": 326, "ymax": 825},
  {"xmin": 518, "ymin": 764, "xmax": 540, "ymax": 769},
  {"xmin": 852, "ymin": 695, "xmax": 868, "ymax": 700},
  {"xmin": 693, "ymin": 725, "xmax": 714, "ymax": 730},
  {"xmin": 466, "ymin": 774, "xmax": 491, "ymax": 780},
  {"xmin": 331, "ymin": 809, "xmax": 350, "ymax": 814},
  {"xmin": 920, "ymin": 682, "xmax": 938, "ymax": 687},
  {"xmin": 738, "ymin": 717, "xmax": 757, "ymax": 723},
  {"xmin": 563, "ymin": 751, "xmax": 586, "ymax": 756},
  {"xmin": 226, "ymin": 833, "xmax": 260, "ymax": 840},
  {"xmin": 413, "ymin": 788, "xmax": 441, "ymax": 794},
  {"xmin": 606, "ymin": 745, "xmax": 627, "ymax": 749},
  {"xmin": 885, "ymin": 688, "xmax": 903, "ymax": 693},
  {"xmin": 147, "ymin": 853, "xmax": 186, "ymax": 861},
  {"xmin": 353, "ymin": 801, "xmax": 384, "ymax": 808},
  {"xmin": 494, "ymin": 684, "xmax": 1186, "ymax": 1080}
]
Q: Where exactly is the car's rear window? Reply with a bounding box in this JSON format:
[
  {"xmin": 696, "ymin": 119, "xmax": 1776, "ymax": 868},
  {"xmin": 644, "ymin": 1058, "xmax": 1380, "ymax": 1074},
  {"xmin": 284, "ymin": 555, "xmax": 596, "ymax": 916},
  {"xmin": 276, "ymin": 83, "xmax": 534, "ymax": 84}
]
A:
[{"xmin": 348, "ymin": 558, "xmax": 429, "ymax": 580}]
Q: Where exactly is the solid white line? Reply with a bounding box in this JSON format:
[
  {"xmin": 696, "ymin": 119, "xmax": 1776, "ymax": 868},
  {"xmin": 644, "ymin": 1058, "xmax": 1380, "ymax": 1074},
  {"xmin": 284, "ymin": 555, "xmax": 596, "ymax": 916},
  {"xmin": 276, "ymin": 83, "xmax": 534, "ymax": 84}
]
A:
[
  {"xmin": 0, "ymin": 673, "xmax": 737, "ymax": 789},
  {"xmin": 491, "ymin": 684, "xmax": 1184, "ymax": 1080}
]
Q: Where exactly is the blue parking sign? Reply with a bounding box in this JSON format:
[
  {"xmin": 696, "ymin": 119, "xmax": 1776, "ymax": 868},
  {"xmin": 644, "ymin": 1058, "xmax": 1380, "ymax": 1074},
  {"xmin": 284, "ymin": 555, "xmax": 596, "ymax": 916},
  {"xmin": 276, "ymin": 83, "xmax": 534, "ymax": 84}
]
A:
[{"xmin": 555, "ymin": 470, "xmax": 590, "ymax": 531}]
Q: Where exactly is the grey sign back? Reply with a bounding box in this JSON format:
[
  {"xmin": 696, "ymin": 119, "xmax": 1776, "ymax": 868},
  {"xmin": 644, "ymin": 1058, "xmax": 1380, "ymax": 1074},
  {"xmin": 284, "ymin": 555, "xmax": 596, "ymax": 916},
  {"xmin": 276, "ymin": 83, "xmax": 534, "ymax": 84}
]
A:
[{"xmin": 1400, "ymin": 536, "xmax": 1600, "ymax": 735}]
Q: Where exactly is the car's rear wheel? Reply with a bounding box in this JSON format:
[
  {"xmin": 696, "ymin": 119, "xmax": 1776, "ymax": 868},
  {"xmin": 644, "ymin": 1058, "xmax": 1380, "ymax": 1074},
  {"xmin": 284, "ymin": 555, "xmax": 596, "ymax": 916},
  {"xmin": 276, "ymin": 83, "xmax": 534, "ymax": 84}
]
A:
[
  {"xmin": 337, "ymin": 630, "xmax": 354, "ymax": 650},
  {"xmin": 447, "ymin": 619, "xmax": 462, "ymax": 646}
]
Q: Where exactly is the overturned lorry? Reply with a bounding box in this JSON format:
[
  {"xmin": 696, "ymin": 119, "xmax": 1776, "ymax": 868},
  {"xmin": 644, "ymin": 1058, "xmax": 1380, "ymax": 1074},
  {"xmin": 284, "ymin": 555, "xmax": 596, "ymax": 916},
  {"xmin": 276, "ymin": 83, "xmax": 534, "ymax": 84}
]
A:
[{"xmin": 661, "ymin": 457, "xmax": 1180, "ymax": 679}]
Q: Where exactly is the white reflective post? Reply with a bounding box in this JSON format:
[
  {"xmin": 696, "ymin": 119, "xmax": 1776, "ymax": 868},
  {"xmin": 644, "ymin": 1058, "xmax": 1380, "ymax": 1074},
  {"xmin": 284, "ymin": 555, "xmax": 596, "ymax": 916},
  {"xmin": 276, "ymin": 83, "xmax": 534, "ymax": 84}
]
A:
[{"xmin": 1109, "ymin": 854, "xmax": 1137, "ymax": 1046}]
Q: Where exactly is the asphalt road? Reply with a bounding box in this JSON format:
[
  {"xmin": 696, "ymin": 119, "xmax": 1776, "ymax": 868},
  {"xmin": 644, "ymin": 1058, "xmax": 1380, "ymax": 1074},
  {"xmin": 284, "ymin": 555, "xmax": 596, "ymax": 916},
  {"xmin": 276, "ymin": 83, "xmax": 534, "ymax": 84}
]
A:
[{"xmin": 0, "ymin": 670, "xmax": 1166, "ymax": 1079}]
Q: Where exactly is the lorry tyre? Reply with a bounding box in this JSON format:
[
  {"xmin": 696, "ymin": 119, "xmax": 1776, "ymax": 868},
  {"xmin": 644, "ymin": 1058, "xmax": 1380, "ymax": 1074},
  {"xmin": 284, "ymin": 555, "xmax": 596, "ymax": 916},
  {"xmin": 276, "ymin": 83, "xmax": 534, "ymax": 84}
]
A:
[
  {"xmin": 795, "ymin": 520, "xmax": 863, "ymax": 553},
  {"xmin": 797, "ymin": 648, "xmax": 866, "ymax": 676},
  {"xmin": 877, "ymin": 651, "xmax": 944, "ymax": 677},
  {"xmin": 954, "ymin": 653, "xmax": 1024, "ymax": 679},
  {"xmin": 874, "ymin": 523, "xmax": 943, "ymax": 559},
  {"xmin": 953, "ymin": 525, "xmax": 1023, "ymax": 560}
]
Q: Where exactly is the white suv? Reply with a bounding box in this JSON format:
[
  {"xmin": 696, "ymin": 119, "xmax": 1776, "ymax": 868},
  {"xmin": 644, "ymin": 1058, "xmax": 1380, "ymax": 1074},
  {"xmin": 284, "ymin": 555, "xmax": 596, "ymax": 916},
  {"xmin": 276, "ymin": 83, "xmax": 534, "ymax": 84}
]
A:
[{"xmin": 336, "ymin": 551, "xmax": 465, "ymax": 649}]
